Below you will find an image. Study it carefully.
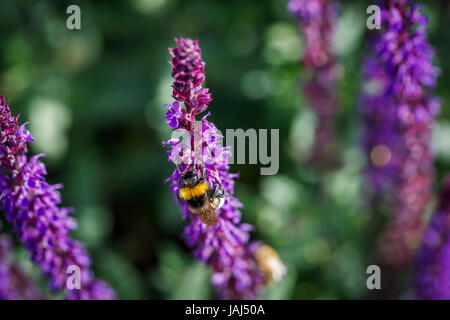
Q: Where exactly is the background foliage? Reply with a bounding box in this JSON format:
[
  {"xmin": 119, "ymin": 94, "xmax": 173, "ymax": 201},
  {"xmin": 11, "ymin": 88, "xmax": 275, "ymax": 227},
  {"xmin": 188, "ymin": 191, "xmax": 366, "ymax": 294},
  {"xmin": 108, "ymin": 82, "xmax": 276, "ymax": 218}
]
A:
[{"xmin": 0, "ymin": 0, "xmax": 450, "ymax": 299}]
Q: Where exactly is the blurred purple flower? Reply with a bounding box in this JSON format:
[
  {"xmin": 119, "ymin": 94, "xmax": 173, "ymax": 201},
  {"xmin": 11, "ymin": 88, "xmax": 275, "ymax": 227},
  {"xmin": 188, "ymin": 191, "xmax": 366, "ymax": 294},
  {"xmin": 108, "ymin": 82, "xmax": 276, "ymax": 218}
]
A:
[
  {"xmin": 0, "ymin": 235, "xmax": 42, "ymax": 300},
  {"xmin": 163, "ymin": 38, "xmax": 285, "ymax": 299},
  {"xmin": 0, "ymin": 95, "xmax": 115, "ymax": 300},
  {"xmin": 289, "ymin": 0, "xmax": 340, "ymax": 167},
  {"xmin": 361, "ymin": 0, "xmax": 440, "ymax": 267},
  {"xmin": 414, "ymin": 175, "xmax": 450, "ymax": 299}
]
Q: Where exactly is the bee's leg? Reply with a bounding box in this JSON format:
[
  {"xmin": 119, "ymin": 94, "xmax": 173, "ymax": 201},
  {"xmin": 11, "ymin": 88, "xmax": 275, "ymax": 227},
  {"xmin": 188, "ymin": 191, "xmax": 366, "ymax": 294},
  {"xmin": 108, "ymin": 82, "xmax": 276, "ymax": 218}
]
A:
[
  {"xmin": 216, "ymin": 185, "xmax": 225, "ymax": 198},
  {"xmin": 208, "ymin": 183, "xmax": 217, "ymax": 198},
  {"xmin": 209, "ymin": 183, "xmax": 225, "ymax": 210},
  {"xmin": 210, "ymin": 183, "xmax": 225, "ymax": 199}
]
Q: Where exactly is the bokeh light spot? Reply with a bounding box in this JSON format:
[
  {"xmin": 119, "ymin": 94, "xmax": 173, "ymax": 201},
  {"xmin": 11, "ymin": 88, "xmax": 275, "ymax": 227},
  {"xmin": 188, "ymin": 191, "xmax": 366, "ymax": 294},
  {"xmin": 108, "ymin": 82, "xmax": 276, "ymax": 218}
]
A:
[{"xmin": 370, "ymin": 144, "xmax": 391, "ymax": 167}]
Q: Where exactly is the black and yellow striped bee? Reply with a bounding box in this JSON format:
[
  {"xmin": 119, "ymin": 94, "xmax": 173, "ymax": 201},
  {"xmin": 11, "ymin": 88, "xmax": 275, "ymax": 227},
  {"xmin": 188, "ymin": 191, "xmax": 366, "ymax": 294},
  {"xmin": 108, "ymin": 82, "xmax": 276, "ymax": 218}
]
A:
[{"xmin": 178, "ymin": 170, "xmax": 225, "ymax": 227}]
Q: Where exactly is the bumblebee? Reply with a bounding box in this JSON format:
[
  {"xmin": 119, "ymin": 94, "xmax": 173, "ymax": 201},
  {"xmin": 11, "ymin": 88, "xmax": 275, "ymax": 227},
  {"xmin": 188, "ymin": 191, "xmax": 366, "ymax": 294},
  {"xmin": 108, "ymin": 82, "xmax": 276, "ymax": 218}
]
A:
[
  {"xmin": 254, "ymin": 245, "xmax": 286, "ymax": 284},
  {"xmin": 178, "ymin": 170, "xmax": 225, "ymax": 227}
]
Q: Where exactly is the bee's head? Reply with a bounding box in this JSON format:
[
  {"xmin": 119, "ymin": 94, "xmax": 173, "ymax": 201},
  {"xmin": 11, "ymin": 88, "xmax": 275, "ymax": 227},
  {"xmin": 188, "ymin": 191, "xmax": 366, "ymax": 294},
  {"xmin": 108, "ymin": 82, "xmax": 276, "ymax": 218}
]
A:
[{"xmin": 179, "ymin": 170, "xmax": 200, "ymax": 188}]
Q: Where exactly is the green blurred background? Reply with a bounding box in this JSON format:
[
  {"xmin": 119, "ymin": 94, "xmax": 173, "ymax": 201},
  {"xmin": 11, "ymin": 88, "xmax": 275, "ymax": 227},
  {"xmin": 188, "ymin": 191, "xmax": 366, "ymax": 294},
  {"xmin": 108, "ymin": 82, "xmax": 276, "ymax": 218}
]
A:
[{"xmin": 1, "ymin": 0, "xmax": 450, "ymax": 299}]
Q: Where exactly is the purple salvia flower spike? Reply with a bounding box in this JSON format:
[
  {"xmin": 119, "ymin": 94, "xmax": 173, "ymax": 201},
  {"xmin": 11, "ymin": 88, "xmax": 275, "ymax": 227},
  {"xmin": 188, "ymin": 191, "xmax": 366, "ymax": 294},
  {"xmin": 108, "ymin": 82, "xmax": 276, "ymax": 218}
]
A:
[
  {"xmin": 0, "ymin": 95, "xmax": 116, "ymax": 300},
  {"xmin": 164, "ymin": 38, "xmax": 286, "ymax": 299},
  {"xmin": 361, "ymin": 1, "xmax": 440, "ymax": 267},
  {"xmin": 288, "ymin": 0, "xmax": 340, "ymax": 167}
]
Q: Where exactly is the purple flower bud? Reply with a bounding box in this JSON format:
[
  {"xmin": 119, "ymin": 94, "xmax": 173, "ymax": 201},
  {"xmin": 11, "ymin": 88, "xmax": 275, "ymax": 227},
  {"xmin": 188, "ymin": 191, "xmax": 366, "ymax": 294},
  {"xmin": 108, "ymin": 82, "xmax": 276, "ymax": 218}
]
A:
[{"xmin": 169, "ymin": 37, "xmax": 207, "ymax": 114}]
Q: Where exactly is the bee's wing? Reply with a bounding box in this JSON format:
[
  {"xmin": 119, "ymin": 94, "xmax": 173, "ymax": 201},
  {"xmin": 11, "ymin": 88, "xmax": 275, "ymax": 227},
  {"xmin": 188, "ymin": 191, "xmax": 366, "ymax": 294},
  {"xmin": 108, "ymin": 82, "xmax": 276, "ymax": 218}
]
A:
[{"xmin": 198, "ymin": 206, "xmax": 218, "ymax": 227}]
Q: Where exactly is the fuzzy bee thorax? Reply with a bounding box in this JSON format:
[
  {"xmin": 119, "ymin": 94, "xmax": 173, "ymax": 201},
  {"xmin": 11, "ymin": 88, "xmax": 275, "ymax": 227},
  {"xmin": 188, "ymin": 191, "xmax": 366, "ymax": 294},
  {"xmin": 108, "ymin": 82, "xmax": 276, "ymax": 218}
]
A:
[{"xmin": 179, "ymin": 182, "xmax": 209, "ymax": 201}]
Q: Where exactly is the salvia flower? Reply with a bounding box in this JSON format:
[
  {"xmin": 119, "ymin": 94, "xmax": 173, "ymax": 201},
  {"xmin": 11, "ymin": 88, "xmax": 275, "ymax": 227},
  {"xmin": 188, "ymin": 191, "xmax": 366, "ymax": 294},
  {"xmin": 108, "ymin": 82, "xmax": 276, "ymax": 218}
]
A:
[
  {"xmin": 413, "ymin": 175, "xmax": 450, "ymax": 299},
  {"xmin": 288, "ymin": 0, "xmax": 340, "ymax": 167},
  {"xmin": 0, "ymin": 95, "xmax": 115, "ymax": 300},
  {"xmin": 0, "ymin": 235, "xmax": 42, "ymax": 300},
  {"xmin": 163, "ymin": 38, "xmax": 285, "ymax": 299},
  {"xmin": 361, "ymin": 1, "xmax": 440, "ymax": 267}
]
